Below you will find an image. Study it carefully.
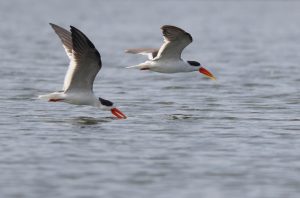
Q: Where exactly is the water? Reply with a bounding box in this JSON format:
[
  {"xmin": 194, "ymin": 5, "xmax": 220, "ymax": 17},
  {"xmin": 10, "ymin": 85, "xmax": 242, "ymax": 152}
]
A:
[{"xmin": 0, "ymin": 0, "xmax": 300, "ymax": 197}]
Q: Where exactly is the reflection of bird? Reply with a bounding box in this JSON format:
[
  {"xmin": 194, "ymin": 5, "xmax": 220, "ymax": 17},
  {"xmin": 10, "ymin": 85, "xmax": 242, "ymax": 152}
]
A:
[
  {"xmin": 39, "ymin": 23, "xmax": 126, "ymax": 119},
  {"xmin": 126, "ymin": 25, "xmax": 216, "ymax": 80}
]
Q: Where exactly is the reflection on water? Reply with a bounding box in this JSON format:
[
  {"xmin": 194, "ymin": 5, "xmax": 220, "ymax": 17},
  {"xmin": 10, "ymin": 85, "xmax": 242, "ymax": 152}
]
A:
[{"xmin": 69, "ymin": 116, "xmax": 113, "ymax": 125}]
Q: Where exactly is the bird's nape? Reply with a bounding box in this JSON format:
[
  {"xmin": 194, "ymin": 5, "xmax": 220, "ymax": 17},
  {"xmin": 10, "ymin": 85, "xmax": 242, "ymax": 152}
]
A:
[{"xmin": 199, "ymin": 67, "xmax": 216, "ymax": 80}]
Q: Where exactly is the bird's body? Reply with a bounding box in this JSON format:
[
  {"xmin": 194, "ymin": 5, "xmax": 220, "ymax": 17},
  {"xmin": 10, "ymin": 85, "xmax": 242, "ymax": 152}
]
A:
[
  {"xmin": 41, "ymin": 91, "xmax": 97, "ymax": 106},
  {"xmin": 131, "ymin": 59, "xmax": 198, "ymax": 73},
  {"xmin": 39, "ymin": 23, "xmax": 126, "ymax": 119},
  {"xmin": 126, "ymin": 25, "xmax": 216, "ymax": 80}
]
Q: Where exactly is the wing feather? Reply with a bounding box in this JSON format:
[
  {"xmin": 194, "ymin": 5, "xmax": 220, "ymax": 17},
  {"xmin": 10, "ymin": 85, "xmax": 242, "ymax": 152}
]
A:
[
  {"xmin": 50, "ymin": 23, "xmax": 73, "ymax": 59},
  {"xmin": 154, "ymin": 25, "xmax": 193, "ymax": 60},
  {"xmin": 63, "ymin": 26, "xmax": 101, "ymax": 93},
  {"xmin": 125, "ymin": 48, "xmax": 159, "ymax": 60}
]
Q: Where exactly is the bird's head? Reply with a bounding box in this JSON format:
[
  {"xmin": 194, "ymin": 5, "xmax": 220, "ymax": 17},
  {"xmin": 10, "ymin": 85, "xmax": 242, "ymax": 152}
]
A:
[
  {"xmin": 98, "ymin": 98, "xmax": 127, "ymax": 119},
  {"xmin": 187, "ymin": 61, "xmax": 216, "ymax": 80}
]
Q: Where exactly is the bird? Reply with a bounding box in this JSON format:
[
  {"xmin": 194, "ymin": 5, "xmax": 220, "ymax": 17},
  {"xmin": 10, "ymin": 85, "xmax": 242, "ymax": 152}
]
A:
[
  {"xmin": 39, "ymin": 23, "xmax": 127, "ymax": 119},
  {"xmin": 125, "ymin": 25, "xmax": 216, "ymax": 80}
]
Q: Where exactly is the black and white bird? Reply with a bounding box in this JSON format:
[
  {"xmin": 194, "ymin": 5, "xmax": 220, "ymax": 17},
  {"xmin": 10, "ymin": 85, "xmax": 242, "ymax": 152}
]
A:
[
  {"xmin": 125, "ymin": 25, "xmax": 216, "ymax": 80},
  {"xmin": 39, "ymin": 23, "xmax": 126, "ymax": 119}
]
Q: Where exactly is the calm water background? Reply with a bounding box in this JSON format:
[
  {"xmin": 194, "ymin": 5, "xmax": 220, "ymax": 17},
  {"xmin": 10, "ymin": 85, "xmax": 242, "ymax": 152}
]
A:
[{"xmin": 0, "ymin": 0, "xmax": 300, "ymax": 198}]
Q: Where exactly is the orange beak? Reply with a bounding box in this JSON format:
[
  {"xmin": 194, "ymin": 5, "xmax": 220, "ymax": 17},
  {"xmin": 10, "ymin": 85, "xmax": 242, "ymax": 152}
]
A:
[
  {"xmin": 111, "ymin": 108, "xmax": 127, "ymax": 119},
  {"xmin": 199, "ymin": 67, "xmax": 216, "ymax": 80}
]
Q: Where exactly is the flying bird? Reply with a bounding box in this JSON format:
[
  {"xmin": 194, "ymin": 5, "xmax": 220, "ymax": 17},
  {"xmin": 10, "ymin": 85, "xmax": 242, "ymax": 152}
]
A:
[
  {"xmin": 39, "ymin": 23, "xmax": 126, "ymax": 119},
  {"xmin": 125, "ymin": 25, "xmax": 216, "ymax": 80}
]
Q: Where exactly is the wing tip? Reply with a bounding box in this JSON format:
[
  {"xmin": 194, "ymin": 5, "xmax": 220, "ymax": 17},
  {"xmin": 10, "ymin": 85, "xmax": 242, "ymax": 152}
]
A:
[
  {"xmin": 70, "ymin": 25, "xmax": 83, "ymax": 35},
  {"xmin": 49, "ymin": 23, "xmax": 67, "ymax": 34},
  {"xmin": 49, "ymin": 22, "xmax": 59, "ymax": 29},
  {"xmin": 161, "ymin": 24, "xmax": 171, "ymax": 29},
  {"xmin": 70, "ymin": 26, "xmax": 96, "ymax": 49},
  {"xmin": 70, "ymin": 26, "xmax": 82, "ymax": 40},
  {"xmin": 161, "ymin": 25, "xmax": 179, "ymax": 30},
  {"xmin": 160, "ymin": 24, "xmax": 193, "ymax": 42},
  {"xmin": 49, "ymin": 23, "xmax": 56, "ymax": 30},
  {"xmin": 70, "ymin": 25, "xmax": 77, "ymax": 32},
  {"xmin": 70, "ymin": 26, "xmax": 85, "ymax": 38},
  {"xmin": 124, "ymin": 49, "xmax": 135, "ymax": 54}
]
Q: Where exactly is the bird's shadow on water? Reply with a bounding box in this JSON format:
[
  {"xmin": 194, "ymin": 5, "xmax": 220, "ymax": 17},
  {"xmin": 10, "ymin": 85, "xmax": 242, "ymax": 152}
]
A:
[
  {"xmin": 68, "ymin": 116, "xmax": 115, "ymax": 125},
  {"xmin": 40, "ymin": 116, "xmax": 117, "ymax": 127}
]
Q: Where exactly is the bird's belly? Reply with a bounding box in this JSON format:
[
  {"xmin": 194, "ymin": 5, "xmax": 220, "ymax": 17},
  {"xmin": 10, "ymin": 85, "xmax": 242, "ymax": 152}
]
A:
[
  {"xmin": 64, "ymin": 94, "xmax": 96, "ymax": 106},
  {"xmin": 151, "ymin": 64, "xmax": 190, "ymax": 73},
  {"xmin": 65, "ymin": 99, "xmax": 91, "ymax": 106}
]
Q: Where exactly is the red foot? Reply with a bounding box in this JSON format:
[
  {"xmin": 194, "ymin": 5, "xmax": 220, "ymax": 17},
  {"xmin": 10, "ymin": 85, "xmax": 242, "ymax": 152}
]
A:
[{"xmin": 49, "ymin": 99, "xmax": 64, "ymax": 102}]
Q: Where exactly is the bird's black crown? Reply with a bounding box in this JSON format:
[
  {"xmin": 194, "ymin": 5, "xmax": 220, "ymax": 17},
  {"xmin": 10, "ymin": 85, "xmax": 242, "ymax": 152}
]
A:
[
  {"xmin": 99, "ymin": 98, "xmax": 113, "ymax": 107},
  {"xmin": 187, "ymin": 61, "xmax": 201, "ymax": 66}
]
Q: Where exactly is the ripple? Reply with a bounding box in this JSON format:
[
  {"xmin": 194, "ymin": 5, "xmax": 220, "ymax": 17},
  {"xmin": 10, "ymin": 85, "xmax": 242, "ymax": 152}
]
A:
[
  {"xmin": 163, "ymin": 86, "xmax": 186, "ymax": 90},
  {"xmin": 168, "ymin": 114, "xmax": 201, "ymax": 120},
  {"xmin": 69, "ymin": 116, "xmax": 113, "ymax": 125}
]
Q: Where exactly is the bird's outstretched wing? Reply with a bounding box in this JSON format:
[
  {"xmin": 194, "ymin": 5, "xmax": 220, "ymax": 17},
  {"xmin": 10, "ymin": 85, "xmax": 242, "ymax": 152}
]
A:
[
  {"xmin": 154, "ymin": 25, "xmax": 193, "ymax": 60},
  {"xmin": 125, "ymin": 48, "xmax": 159, "ymax": 60},
  {"xmin": 50, "ymin": 24, "xmax": 102, "ymax": 93},
  {"xmin": 64, "ymin": 26, "xmax": 102, "ymax": 93},
  {"xmin": 50, "ymin": 23, "xmax": 73, "ymax": 59}
]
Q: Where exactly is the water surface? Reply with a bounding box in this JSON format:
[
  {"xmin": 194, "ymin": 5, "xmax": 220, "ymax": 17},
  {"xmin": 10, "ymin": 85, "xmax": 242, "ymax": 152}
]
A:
[{"xmin": 0, "ymin": 1, "xmax": 300, "ymax": 198}]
